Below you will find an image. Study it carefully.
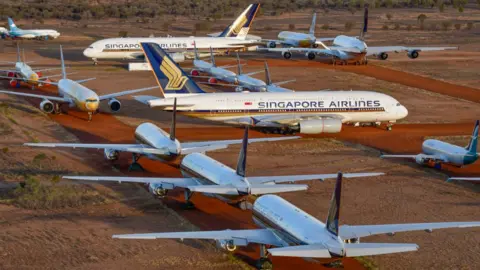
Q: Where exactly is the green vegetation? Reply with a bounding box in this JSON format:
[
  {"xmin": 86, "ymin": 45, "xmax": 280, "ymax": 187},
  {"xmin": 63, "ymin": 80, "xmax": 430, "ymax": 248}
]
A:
[
  {"xmin": 1, "ymin": 176, "xmax": 105, "ymax": 210},
  {"xmin": 442, "ymin": 21, "xmax": 452, "ymax": 31},
  {"xmin": 321, "ymin": 24, "xmax": 329, "ymax": 30},
  {"xmin": 2, "ymin": 147, "xmax": 8, "ymax": 153},
  {"xmin": 386, "ymin": 13, "xmax": 393, "ymax": 20},
  {"xmin": 344, "ymin": 21, "xmax": 355, "ymax": 31},
  {"xmin": 382, "ymin": 24, "xmax": 389, "ymax": 30},
  {"xmin": 33, "ymin": 153, "xmax": 47, "ymax": 163},
  {"xmin": 288, "ymin": 24, "xmax": 295, "ymax": 31},
  {"xmin": 356, "ymin": 256, "xmax": 379, "ymax": 270},
  {"xmin": 393, "ymin": 22, "xmax": 400, "ymax": 30}
]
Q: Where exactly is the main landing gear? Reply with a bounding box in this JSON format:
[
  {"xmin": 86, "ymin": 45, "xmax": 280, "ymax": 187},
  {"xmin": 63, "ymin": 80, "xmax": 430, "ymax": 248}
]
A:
[
  {"xmin": 255, "ymin": 244, "xmax": 273, "ymax": 270},
  {"xmin": 258, "ymin": 127, "xmax": 296, "ymax": 135},
  {"xmin": 128, "ymin": 153, "xmax": 144, "ymax": 172},
  {"xmin": 236, "ymin": 200, "xmax": 252, "ymax": 210},
  {"xmin": 88, "ymin": 112, "xmax": 93, "ymax": 121},
  {"xmin": 92, "ymin": 58, "xmax": 98, "ymax": 66},
  {"xmin": 183, "ymin": 189, "xmax": 195, "ymax": 209}
]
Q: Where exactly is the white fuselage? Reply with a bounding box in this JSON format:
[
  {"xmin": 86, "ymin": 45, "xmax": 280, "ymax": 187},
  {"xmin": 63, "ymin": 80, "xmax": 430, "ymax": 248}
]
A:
[
  {"xmin": 134, "ymin": 122, "xmax": 181, "ymax": 161},
  {"xmin": 57, "ymin": 79, "xmax": 99, "ymax": 112},
  {"xmin": 236, "ymin": 74, "xmax": 266, "ymax": 91},
  {"xmin": 11, "ymin": 29, "xmax": 60, "ymax": 39},
  {"xmin": 278, "ymin": 31, "xmax": 316, "ymax": 48},
  {"xmin": 331, "ymin": 35, "xmax": 368, "ymax": 60},
  {"xmin": 14, "ymin": 62, "xmax": 38, "ymax": 83},
  {"xmin": 421, "ymin": 139, "xmax": 476, "ymax": 166},
  {"xmin": 152, "ymin": 91, "xmax": 408, "ymax": 125},
  {"xmin": 193, "ymin": 59, "xmax": 237, "ymax": 82},
  {"xmin": 253, "ymin": 195, "xmax": 345, "ymax": 256},
  {"xmin": 84, "ymin": 37, "xmax": 259, "ymax": 60}
]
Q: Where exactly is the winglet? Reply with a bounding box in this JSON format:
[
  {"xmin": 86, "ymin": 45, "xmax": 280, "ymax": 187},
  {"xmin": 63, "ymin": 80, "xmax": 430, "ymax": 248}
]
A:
[
  {"xmin": 466, "ymin": 120, "xmax": 479, "ymax": 154},
  {"xmin": 236, "ymin": 127, "xmax": 249, "ymax": 177},
  {"xmin": 309, "ymin": 12, "xmax": 317, "ymax": 35},
  {"xmin": 59, "ymin": 45, "xmax": 67, "ymax": 79},
  {"xmin": 209, "ymin": 46, "xmax": 216, "ymax": 67},
  {"xmin": 326, "ymin": 172, "xmax": 342, "ymax": 236},
  {"xmin": 264, "ymin": 61, "xmax": 272, "ymax": 85},
  {"xmin": 170, "ymin": 98, "xmax": 177, "ymax": 141},
  {"xmin": 236, "ymin": 53, "xmax": 243, "ymax": 75}
]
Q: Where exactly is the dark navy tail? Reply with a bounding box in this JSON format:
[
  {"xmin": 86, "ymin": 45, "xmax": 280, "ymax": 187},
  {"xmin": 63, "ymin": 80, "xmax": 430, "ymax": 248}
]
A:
[
  {"xmin": 466, "ymin": 120, "xmax": 479, "ymax": 154},
  {"xmin": 219, "ymin": 3, "xmax": 260, "ymax": 39},
  {"xmin": 326, "ymin": 172, "xmax": 342, "ymax": 237},
  {"xmin": 236, "ymin": 127, "xmax": 249, "ymax": 177},
  {"xmin": 140, "ymin": 43, "xmax": 206, "ymax": 95},
  {"xmin": 360, "ymin": 6, "xmax": 368, "ymax": 40}
]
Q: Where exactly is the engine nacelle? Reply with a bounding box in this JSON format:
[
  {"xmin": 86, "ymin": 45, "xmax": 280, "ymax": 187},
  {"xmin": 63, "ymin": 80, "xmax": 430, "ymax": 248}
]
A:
[
  {"xmin": 39, "ymin": 99, "xmax": 54, "ymax": 114},
  {"xmin": 306, "ymin": 52, "xmax": 316, "ymax": 60},
  {"xmin": 169, "ymin": 52, "xmax": 185, "ymax": 63},
  {"xmin": 235, "ymin": 86, "xmax": 244, "ymax": 92},
  {"xmin": 148, "ymin": 184, "xmax": 168, "ymax": 198},
  {"xmin": 108, "ymin": 98, "xmax": 121, "ymax": 112},
  {"xmin": 415, "ymin": 154, "xmax": 428, "ymax": 164},
  {"xmin": 208, "ymin": 77, "xmax": 218, "ymax": 84},
  {"xmin": 408, "ymin": 50, "xmax": 419, "ymax": 59},
  {"xmin": 10, "ymin": 79, "xmax": 20, "ymax": 88},
  {"xmin": 282, "ymin": 51, "xmax": 292, "ymax": 59},
  {"xmin": 216, "ymin": 239, "xmax": 237, "ymax": 252},
  {"xmin": 36, "ymin": 72, "xmax": 42, "ymax": 78},
  {"xmin": 377, "ymin": 52, "xmax": 388, "ymax": 60},
  {"xmin": 267, "ymin": 41, "xmax": 276, "ymax": 48},
  {"xmin": 190, "ymin": 70, "xmax": 200, "ymax": 76},
  {"xmin": 103, "ymin": 148, "xmax": 119, "ymax": 161},
  {"xmin": 299, "ymin": 119, "xmax": 342, "ymax": 134},
  {"xmin": 7, "ymin": 72, "xmax": 15, "ymax": 78},
  {"xmin": 344, "ymin": 238, "xmax": 360, "ymax": 244}
]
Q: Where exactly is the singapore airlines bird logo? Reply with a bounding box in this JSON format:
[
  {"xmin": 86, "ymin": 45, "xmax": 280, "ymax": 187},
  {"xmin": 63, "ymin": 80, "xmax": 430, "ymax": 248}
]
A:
[{"xmin": 160, "ymin": 57, "xmax": 188, "ymax": 90}]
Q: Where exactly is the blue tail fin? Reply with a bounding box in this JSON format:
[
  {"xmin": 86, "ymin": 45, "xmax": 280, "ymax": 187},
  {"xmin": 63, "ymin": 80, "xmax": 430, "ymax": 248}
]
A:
[
  {"xmin": 140, "ymin": 42, "xmax": 206, "ymax": 96},
  {"xmin": 326, "ymin": 172, "xmax": 342, "ymax": 237},
  {"xmin": 309, "ymin": 13, "xmax": 317, "ymax": 36},
  {"xmin": 466, "ymin": 120, "xmax": 479, "ymax": 154},
  {"xmin": 218, "ymin": 3, "xmax": 260, "ymax": 39},
  {"xmin": 8, "ymin": 18, "xmax": 19, "ymax": 31}
]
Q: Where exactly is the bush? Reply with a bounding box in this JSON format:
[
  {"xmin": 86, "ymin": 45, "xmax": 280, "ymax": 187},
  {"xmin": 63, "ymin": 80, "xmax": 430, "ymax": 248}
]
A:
[
  {"xmin": 118, "ymin": 30, "xmax": 128, "ymax": 37},
  {"xmin": 345, "ymin": 21, "xmax": 355, "ymax": 31},
  {"xmin": 33, "ymin": 153, "xmax": 47, "ymax": 163},
  {"xmin": 393, "ymin": 23, "xmax": 400, "ymax": 30},
  {"xmin": 467, "ymin": 22, "xmax": 474, "ymax": 30},
  {"xmin": 321, "ymin": 24, "xmax": 329, "ymax": 30},
  {"xmin": 458, "ymin": 6, "xmax": 464, "ymax": 13},
  {"xmin": 454, "ymin": 23, "xmax": 462, "ymax": 30},
  {"xmin": 417, "ymin": 14, "xmax": 427, "ymax": 23},
  {"xmin": 386, "ymin": 13, "xmax": 393, "ymax": 20},
  {"xmin": 288, "ymin": 24, "xmax": 295, "ymax": 31},
  {"xmin": 382, "ymin": 24, "xmax": 389, "ymax": 30},
  {"xmin": 2, "ymin": 147, "xmax": 8, "ymax": 153},
  {"xmin": 441, "ymin": 21, "xmax": 452, "ymax": 31},
  {"xmin": 406, "ymin": 25, "xmax": 413, "ymax": 31},
  {"xmin": 264, "ymin": 25, "xmax": 273, "ymax": 31},
  {"xmin": 438, "ymin": 3, "xmax": 445, "ymax": 12}
]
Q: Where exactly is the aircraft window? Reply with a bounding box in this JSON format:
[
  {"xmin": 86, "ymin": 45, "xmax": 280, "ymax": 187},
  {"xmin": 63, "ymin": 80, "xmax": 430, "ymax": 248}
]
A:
[
  {"xmin": 89, "ymin": 46, "xmax": 93, "ymax": 49},
  {"xmin": 396, "ymin": 103, "xmax": 401, "ymax": 106}
]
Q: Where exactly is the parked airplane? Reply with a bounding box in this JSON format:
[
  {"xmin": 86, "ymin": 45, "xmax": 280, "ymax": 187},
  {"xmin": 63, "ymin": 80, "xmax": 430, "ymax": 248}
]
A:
[
  {"xmin": 382, "ymin": 120, "xmax": 479, "ymax": 168},
  {"xmin": 260, "ymin": 7, "xmax": 457, "ymax": 64},
  {"xmin": 1, "ymin": 18, "xmax": 60, "ymax": 40},
  {"xmin": 0, "ymin": 44, "xmax": 62, "ymax": 89},
  {"xmin": 0, "ymin": 45, "xmax": 157, "ymax": 121},
  {"xmin": 133, "ymin": 42, "xmax": 408, "ymax": 134},
  {"xmin": 63, "ymin": 129, "xmax": 383, "ymax": 210},
  {"xmin": 25, "ymin": 98, "xmax": 298, "ymax": 170},
  {"xmin": 261, "ymin": 61, "xmax": 295, "ymax": 92},
  {"xmin": 83, "ymin": 3, "xmax": 261, "ymax": 65},
  {"xmin": 110, "ymin": 172, "xmax": 480, "ymax": 270}
]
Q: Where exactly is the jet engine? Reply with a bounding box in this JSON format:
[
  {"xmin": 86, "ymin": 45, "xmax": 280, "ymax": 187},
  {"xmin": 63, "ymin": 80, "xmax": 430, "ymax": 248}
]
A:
[
  {"xmin": 377, "ymin": 52, "xmax": 388, "ymax": 60},
  {"xmin": 9, "ymin": 79, "xmax": 20, "ymax": 88},
  {"xmin": 148, "ymin": 184, "xmax": 168, "ymax": 198},
  {"xmin": 216, "ymin": 239, "xmax": 237, "ymax": 252},
  {"xmin": 7, "ymin": 72, "xmax": 15, "ymax": 78},
  {"xmin": 282, "ymin": 51, "xmax": 292, "ymax": 60},
  {"xmin": 267, "ymin": 41, "xmax": 276, "ymax": 48},
  {"xmin": 407, "ymin": 50, "xmax": 419, "ymax": 59},
  {"xmin": 299, "ymin": 119, "xmax": 342, "ymax": 134},
  {"xmin": 169, "ymin": 52, "xmax": 186, "ymax": 63},
  {"xmin": 103, "ymin": 148, "xmax": 119, "ymax": 161},
  {"xmin": 36, "ymin": 72, "xmax": 42, "ymax": 78},
  {"xmin": 208, "ymin": 77, "xmax": 218, "ymax": 84},
  {"xmin": 415, "ymin": 154, "xmax": 429, "ymax": 165},
  {"xmin": 190, "ymin": 70, "xmax": 200, "ymax": 76},
  {"xmin": 306, "ymin": 52, "xmax": 316, "ymax": 60},
  {"xmin": 108, "ymin": 98, "xmax": 121, "ymax": 112},
  {"xmin": 39, "ymin": 99, "xmax": 54, "ymax": 113}
]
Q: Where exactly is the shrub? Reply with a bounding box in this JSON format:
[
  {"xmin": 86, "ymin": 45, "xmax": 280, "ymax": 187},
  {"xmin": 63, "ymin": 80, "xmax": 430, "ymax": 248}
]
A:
[
  {"xmin": 441, "ymin": 21, "xmax": 452, "ymax": 31},
  {"xmin": 393, "ymin": 23, "xmax": 400, "ymax": 30},
  {"xmin": 438, "ymin": 3, "xmax": 445, "ymax": 12},
  {"xmin": 382, "ymin": 24, "xmax": 389, "ymax": 30},
  {"xmin": 454, "ymin": 23, "xmax": 462, "ymax": 30},
  {"xmin": 458, "ymin": 6, "xmax": 464, "ymax": 13},
  {"xmin": 288, "ymin": 24, "xmax": 295, "ymax": 31},
  {"xmin": 466, "ymin": 22, "xmax": 474, "ymax": 30},
  {"xmin": 33, "ymin": 153, "xmax": 47, "ymax": 163},
  {"xmin": 118, "ymin": 30, "xmax": 128, "ymax": 37},
  {"xmin": 2, "ymin": 147, "xmax": 8, "ymax": 153},
  {"xmin": 345, "ymin": 21, "xmax": 355, "ymax": 31},
  {"xmin": 417, "ymin": 14, "xmax": 427, "ymax": 23},
  {"xmin": 386, "ymin": 13, "xmax": 393, "ymax": 20},
  {"xmin": 321, "ymin": 24, "xmax": 329, "ymax": 30}
]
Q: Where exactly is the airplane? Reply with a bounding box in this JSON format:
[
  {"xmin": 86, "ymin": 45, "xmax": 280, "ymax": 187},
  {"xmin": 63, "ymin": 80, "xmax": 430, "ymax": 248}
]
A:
[
  {"xmin": 381, "ymin": 120, "xmax": 479, "ymax": 169},
  {"xmin": 0, "ymin": 44, "xmax": 63, "ymax": 89},
  {"xmin": 260, "ymin": 7, "xmax": 458, "ymax": 64},
  {"xmin": 260, "ymin": 61, "xmax": 295, "ymax": 92},
  {"xmin": 262, "ymin": 12, "xmax": 331, "ymax": 49},
  {"xmin": 109, "ymin": 172, "xmax": 480, "ymax": 270},
  {"xmin": 82, "ymin": 3, "xmax": 261, "ymax": 65},
  {"xmin": 2, "ymin": 18, "xmax": 60, "ymax": 40},
  {"xmin": 24, "ymin": 98, "xmax": 298, "ymax": 171},
  {"xmin": 63, "ymin": 127, "xmax": 383, "ymax": 210},
  {"xmin": 133, "ymin": 42, "xmax": 408, "ymax": 134},
  {"xmin": 0, "ymin": 45, "xmax": 158, "ymax": 121}
]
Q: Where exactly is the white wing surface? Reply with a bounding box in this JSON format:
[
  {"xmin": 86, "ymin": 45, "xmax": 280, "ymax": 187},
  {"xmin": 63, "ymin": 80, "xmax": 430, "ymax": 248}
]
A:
[
  {"xmin": 247, "ymin": 172, "xmax": 384, "ymax": 185},
  {"xmin": 99, "ymin": 86, "xmax": 159, "ymax": 101},
  {"xmin": 0, "ymin": 90, "xmax": 68, "ymax": 102}
]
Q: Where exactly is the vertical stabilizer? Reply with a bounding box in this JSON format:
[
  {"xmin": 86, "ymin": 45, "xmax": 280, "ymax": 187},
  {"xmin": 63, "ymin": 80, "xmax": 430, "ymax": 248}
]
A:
[
  {"xmin": 466, "ymin": 120, "xmax": 479, "ymax": 154},
  {"xmin": 193, "ymin": 41, "xmax": 199, "ymax": 60},
  {"xmin": 169, "ymin": 98, "xmax": 177, "ymax": 141},
  {"xmin": 218, "ymin": 3, "xmax": 260, "ymax": 39},
  {"xmin": 59, "ymin": 45, "xmax": 67, "ymax": 79},
  {"xmin": 236, "ymin": 127, "xmax": 249, "ymax": 177},
  {"xmin": 326, "ymin": 172, "xmax": 342, "ymax": 236},
  {"xmin": 209, "ymin": 47, "xmax": 216, "ymax": 67},
  {"xmin": 8, "ymin": 18, "xmax": 19, "ymax": 31},
  {"xmin": 264, "ymin": 61, "xmax": 272, "ymax": 85},
  {"xmin": 359, "ymin": 6, "xmax": 368, "ymax": 40},
  {"xmin": 309, "ymin": 12, "xmax": 317, "ymax": 35},
  {"xmin": 236, "ymin": 53, "xmax": 243, "ymax": 75},
  {"xmin": 16, "ymin": 43, "xmax": 21, "ymax": 62}
]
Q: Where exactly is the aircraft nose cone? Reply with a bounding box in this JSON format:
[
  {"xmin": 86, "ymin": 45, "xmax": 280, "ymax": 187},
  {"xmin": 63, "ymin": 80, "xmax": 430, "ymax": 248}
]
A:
[
  {"xmin": 399, "ymin": 105, "xmax": 408, "ymax": 118},
  {"xmin": 83, "ymin": 48, "xmax": 93, "ymax": 58},
  {"xmin": 85, "ymin": 101, "xmax": 99, "ymax": 111}
]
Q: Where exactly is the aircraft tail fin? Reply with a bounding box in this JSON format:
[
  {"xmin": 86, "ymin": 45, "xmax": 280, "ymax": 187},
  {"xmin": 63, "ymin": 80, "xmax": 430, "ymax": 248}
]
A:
[
  {"xmin": 193, "ymin": 41, "xmax": 199, "ymax": 60},
  {"xmin": 264, "ymin": 61, "xmax": 272, "ymax": 85},
  {"xmin": 16, "ymin": 43, "xmax": 20, "ymax": 62},
  {"xmin": 325, "ymin": 172, "xmax": 342, "ymax": 237},
  {"xmin": 360, "ymin": 6, "xmax": 368, "ymax": 40},
  {"xmin": 466, "ymin": 120, "xmax": 479, "ymax": 154},
  {"xmin": 309, "ymin": 12, "xmax": 317, "ymax": 35},
  {"xmin": 59, "ymin": 45, "xmax": 67, "ymax": 79},
  {"xmin": 218, "ymin": 3, "xmax": 260, "ymax": 39},
  {"xmin": 236, "ymin": 53, "xmax": 243, "ymax": 75},
  {"xmin": 209, "ymin": 47, "xmax": 216, "ymax": 67},
  {"xmin": 236, "ymin": 127, "xmax": 249, "ymax": 177},
  {"xmin": 8, "ymin": 17, "xmax": 19, "ymax": 31},
  {"xmin": 22, "ymin": 48, "xmax": 26, "ymax": 62},
  {"xmin": 169, "ymin": 98, "xmax": 177, "ymax": 141},
  {"xmin": 140, "ymin": 42, "xmax": 206, "ymax": 96}
]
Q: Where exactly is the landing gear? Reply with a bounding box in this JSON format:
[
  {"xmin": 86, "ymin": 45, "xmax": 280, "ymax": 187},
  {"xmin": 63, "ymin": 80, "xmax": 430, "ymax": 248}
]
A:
[
  {"xmin": 53, "ymin": 103, "xmax": 61, "ymax": 114},
  {"xmin": 128, "ymin": 153, "xmax": 144, "ymax": 172},
  {"xmin": 259, "ymin": 127, "xmax": 296, "ymax": 135},
  {"xmin": 183, "ymin": 189, "xmax": 195, "ymax": 209},
  {"xmin": 237, "ymin": 200, "xmax": 252, "ymax": 210},
  {"xmin": 255, "ymin": 245, "xmax": 273, "ymax": 270},
  {"xmin": 434, "ymin": 162, "xmax": 442, "ymax": 169},
  {"xmin": 386, "ymin": 124, "xmax": 393, "ymax": 131},
  {"xmin": 88, "ymin": 112, "xmax": 93, "ymax": 121},
  {"xmin": 92, "ymin": 58, "xmax": 98, "ymax": 65}
]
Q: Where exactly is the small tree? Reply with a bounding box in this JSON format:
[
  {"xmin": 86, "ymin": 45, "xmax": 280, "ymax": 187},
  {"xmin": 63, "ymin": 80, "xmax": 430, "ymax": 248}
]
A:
[
  {"xmin": 321, "ymin": 24, "xmax": 329, "ymax": 30},
  {"xmin": 288, "ymin": 24, "xmax": 295, "ymax": 31},
  {"xmin": 466, "ymin": 22, "xmax": 474, "ymax": 30},
  {"xmin": 345, "ymin": 21, "xmax": 355, "ymax": 31},
  {"xmin": 438, "ymin": 3, "xmax": 445, "ymax": 12},
  {"xmin": 454, "ymin": 23, "xmax": 462, "ymax": 30},
  {"xmin": 417, "ymin": 14, "xmax": 427, "ymax": 24},
  {"xmin": 458, "ymin": 6, "xmax": 464, "ymax": 13},
  {"xmin": 382, "ymin": 24, "xmax": 389, "ymax": 30},
  {"xmin": 386, "ymin": 13, "xmax": 393, "ymax": 20}
]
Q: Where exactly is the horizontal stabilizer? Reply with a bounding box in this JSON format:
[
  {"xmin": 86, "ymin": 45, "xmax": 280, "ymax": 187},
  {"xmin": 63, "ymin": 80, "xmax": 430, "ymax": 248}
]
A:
[
  {"xmin": 181, "ymin": 144, "xmax": 228, "ymax": 154},
  {"xmin": 274, "ymin": 79, "xmax": 296, "ymax": 86},
  {"xmin": 133, "ymin": 95, "xmax": 159, "ymax": 105},
  {"xmin": 344, "ymin": 243, "xmax": 418, "ymax": 257},
  {"xmin": 76, "ymin": 78, "xmax": 96, "ymax": 84},
  {"xmin": 268, "ymin": 244, "xmax": 332, "ymax": 258},
  {"xmin": 249, "ymin": 184, "xmax": 308, "ymax": 195},
  {"xmin": 245, "ymin": 70, "xmax": 264, "ymax": 76},
  {"xmin": 187, "ymin": 185, "xmax": 239, "ymax": 195}
]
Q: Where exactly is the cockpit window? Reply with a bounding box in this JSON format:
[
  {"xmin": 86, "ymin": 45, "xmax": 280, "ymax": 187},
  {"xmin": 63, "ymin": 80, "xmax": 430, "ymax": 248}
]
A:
[
  {"xmin": 396, "ymin": 103, "xmax": 401, "ymax": 106},
  {"xmin": 86, "ymin": 99, "xmax": 97, "ymax": 102},
  {"xmin": 88, "ymin": 46, "xmax": 93, "ymax": 49}
]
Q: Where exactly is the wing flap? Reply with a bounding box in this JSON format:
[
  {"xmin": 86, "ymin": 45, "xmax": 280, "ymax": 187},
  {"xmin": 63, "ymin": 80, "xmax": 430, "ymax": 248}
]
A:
[
  {"xmin": 268, "ymin": 244, "xmax": 332, "ymax": 258},
  {"xmin": 249, "ymin": 184, "xmax": 308, "ymax": 195},
  {"xmin": 186, "ymin": 185, "xmax": 239, "ymax": 195},
  {"xmin": 0, "ymin": 90, "xmax": 67, "ymax": 102},
  {"xmin": 248, "ymin": 172, "xmax": 384, "ymax": 184},
  {"xmin": 344, "ymin": 243, "xmax": 418, "ymax": 257}
]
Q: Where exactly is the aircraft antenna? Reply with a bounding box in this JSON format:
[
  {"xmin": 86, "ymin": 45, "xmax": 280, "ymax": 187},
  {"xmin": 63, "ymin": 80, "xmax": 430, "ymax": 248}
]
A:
[
  {"xmin": 16, "ymin": 43, "xmax": 20, "ymax": 62},
  {"xmin": 209, "ymin": 46, "xmax": 216, "ymax": 67},
  {"xmin": 193, "ymin": 41, "xmax": 199, "ymax": 60},
  {"xmin": 236, "ymin": 53, "xmax": 242, "ymax": 75}
]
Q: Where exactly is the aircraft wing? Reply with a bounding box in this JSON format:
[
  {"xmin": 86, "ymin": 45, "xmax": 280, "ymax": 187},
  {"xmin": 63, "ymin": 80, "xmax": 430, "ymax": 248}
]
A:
[
  {"xmin": 113, "ymin": 228, "xmax": 287, "ymax": 247},
  {"xmin": 63, "ymin": 176, "xmax": 199, "ymax": 188},
  {"xmin": 447, "ymin": 177, "xmax": 480, "ymax": 182},
  {"xmin": 23, "ymin": 143, "xmax": 171, "ymax": 155},
  {"xmin": 247, "ymin": 172, "xmax": 384, "ymax": 185},
  {"xmin": 380, "ymin": 154, "xmax": 448, "ymax": 162},
  {"xmin": 0, "ymin": 90, "xmax": 68, "ymax": 102},
  {"xmin": 33, "ymin": 67, "xmax": 63, "ymax": 73},
  {"xmin": 133, "ymin": 95, "xmax": 159, "ymax": 105},
  {"xmin": 181, "ymin": 136, "xmax": 300, "ymax": 151},
  {"xmin": 317, "ymin": 38, "xmax": 335, "ymax": 42},
  {"xmin": 98, "ymin": 86, "xmax": 159, "ymax": 101},
  {"xmin": 339, "ymin": 222, "xmax": 480, "ymax": 239},
  {"xmin": 366, "ymin": 46, "xmax": 458, "ymax": 56}
]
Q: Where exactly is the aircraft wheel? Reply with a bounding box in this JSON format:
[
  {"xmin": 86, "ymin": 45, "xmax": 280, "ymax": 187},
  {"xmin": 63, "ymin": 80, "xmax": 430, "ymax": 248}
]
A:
[
  {"xmin": 255, "ymin": 258, "xmax": 273, "ymax": 270},
  {"xmin": 386, "ymin": 125, "xmax": 392, "ymax": 131}
]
